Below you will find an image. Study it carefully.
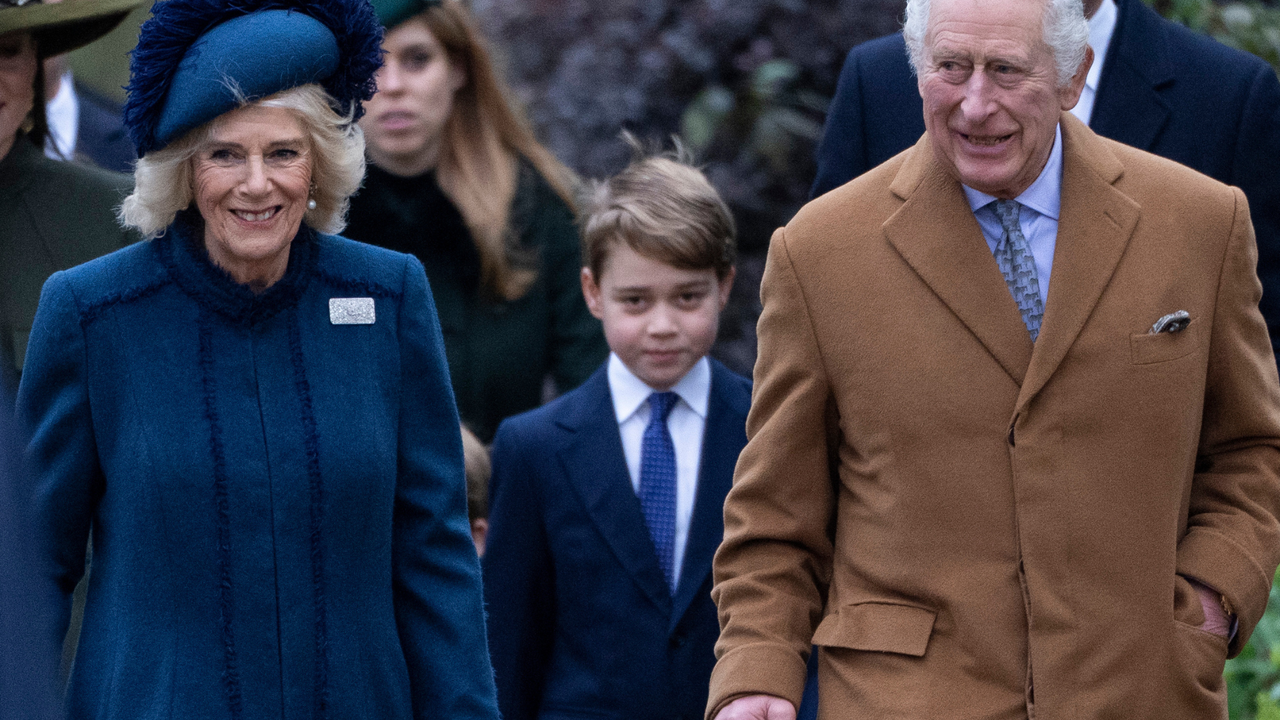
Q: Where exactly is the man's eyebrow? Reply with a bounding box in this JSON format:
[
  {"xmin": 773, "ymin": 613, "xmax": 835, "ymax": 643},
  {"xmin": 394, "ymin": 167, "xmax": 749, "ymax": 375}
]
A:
[
  {"xmin": 982, "ymin": 52, "xmax": 1032, "ymax": 68},
  {"xmin": 929, "ymin": 46, "xmax": 1031, "ymax": 67}
]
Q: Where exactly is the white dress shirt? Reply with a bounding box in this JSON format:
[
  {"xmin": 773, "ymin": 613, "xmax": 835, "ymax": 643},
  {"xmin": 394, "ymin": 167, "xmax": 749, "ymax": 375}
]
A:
[
  {"xmin": 44, "ymin": 71, "xmax": 79, "ymax": 161},
  {"xmin": 608, "ymin": 353, "xmax": 710, "ymax": 589},
  {"xmin": 963, "ymin": 124, "xmax": 1064, "ymax": 309},
  {"xmin": 1069, "ymin": 0, "xmax": 1119, "ymax": 126}
]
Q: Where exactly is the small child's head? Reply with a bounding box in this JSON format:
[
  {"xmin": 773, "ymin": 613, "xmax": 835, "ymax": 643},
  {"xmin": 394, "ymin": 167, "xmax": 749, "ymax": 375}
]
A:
[
  {"xmin": 579, "ymin": 138, "xmax": 736, "ymax": 391},
  {"xmin": 460, "ymin": 424, "xmax": 490, "ymax": 557}
]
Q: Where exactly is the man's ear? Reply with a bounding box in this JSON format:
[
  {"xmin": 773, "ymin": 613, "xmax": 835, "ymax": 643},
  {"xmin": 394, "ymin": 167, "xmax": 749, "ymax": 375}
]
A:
[
  {"xmin": 1059, "ymin": 45, "xmax": 1094, "ymax": 111},
  {"xmin": 716, "ymin": 266, "xmax": 737, "ymax": 310},
  {"xmin": 581, "ymin": 267, "xmax": 605, "ymax": 320}
]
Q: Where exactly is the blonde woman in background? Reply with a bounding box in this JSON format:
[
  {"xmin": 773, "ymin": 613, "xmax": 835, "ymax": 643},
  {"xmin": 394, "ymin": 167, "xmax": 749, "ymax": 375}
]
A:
[{"xmin": 346, "ymin": 0, "xmax": 607, "ymax": 441}]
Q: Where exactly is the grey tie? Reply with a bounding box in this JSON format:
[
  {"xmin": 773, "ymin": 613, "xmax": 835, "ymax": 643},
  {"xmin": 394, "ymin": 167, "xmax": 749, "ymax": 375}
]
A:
[{"xmin": 993, "ymin": 199, "xmax": 1044, "ymax": 341}]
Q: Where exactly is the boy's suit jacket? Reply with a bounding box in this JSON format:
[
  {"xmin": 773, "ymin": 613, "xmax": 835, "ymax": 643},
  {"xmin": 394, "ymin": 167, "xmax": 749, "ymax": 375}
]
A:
[
  {"xmin": 808, "ymin": 0, "xmax": 1280, "ymax": 350},
  {"xmin": 483, "ymin": 359, "xmax": 751, "ymax": 720}
]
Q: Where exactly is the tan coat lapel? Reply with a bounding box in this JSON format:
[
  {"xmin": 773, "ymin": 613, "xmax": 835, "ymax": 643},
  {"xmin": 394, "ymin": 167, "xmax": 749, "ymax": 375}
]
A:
[
  {"xmin": 883, "ymin": 134, "xmax": 1034, "ymax": 385},
  {"xmin": 1015, "ymin": 113, "xmax": 1141, "ymax": 413}
]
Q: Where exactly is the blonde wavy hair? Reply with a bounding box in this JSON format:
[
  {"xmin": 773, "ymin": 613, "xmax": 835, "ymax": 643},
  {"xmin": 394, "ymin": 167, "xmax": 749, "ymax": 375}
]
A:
[{"xmin": 119, "ymin": 84, "xmax": 366, "ymax": 239}]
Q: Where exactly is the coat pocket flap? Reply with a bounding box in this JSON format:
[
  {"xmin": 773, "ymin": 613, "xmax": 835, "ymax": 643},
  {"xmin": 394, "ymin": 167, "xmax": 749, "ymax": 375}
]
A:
[
  {"xmin": 1130, "ymin": 319, "xmax": 1203, "ymax": 365},
  {"xmin": 811, "ymin": 601, "xmax": 936, "ymax": 657}
]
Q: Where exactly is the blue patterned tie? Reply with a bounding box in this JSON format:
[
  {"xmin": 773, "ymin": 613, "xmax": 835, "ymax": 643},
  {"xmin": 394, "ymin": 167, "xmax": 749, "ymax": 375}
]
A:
[
  {"xmin": 993, "ymin": 199, "xmax": 1045, "ymax": 341},
  {"xmin": 639, "ymin": 391, "xmax": 679, "ymax": 592}
]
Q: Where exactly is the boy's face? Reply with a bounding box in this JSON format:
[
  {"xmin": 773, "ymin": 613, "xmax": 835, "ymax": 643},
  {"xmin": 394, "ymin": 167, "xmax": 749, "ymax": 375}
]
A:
[{"xmin": 581, "ymin": 244, "xmax": 734, "ymax": 391}]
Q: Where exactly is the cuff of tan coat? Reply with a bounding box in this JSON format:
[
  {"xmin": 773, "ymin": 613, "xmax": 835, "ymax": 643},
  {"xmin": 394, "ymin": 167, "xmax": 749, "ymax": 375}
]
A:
[
  {"xmin": 1177, "ymin": 527, "xmax": 1273, "ymax": 657},
  {"xmin": 704, "ymin": 643, "xmax": 808, "ymax": 720}
]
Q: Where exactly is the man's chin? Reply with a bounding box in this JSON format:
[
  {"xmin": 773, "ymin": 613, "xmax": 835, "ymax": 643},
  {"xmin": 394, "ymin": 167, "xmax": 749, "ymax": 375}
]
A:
[{"xmin": 954, "ymin": 162, "xmax": 1020, "ymax": 196}]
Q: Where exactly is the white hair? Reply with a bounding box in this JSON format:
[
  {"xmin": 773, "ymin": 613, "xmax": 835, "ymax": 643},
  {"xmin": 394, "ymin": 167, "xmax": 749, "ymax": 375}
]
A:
[
  {"xmin": 119, "ymin": 84, "xmax": 366, "ymax": 239},
  {"xmin": 903, "ymin": 0, "xmax": 1090, "ymax": 87}
]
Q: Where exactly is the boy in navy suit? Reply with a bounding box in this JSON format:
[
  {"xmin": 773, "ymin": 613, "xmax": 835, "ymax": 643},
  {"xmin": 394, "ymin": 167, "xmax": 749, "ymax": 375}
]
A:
[{"xmin": 483, "ymin": 147, "xmax": 751, "ymax": 720}]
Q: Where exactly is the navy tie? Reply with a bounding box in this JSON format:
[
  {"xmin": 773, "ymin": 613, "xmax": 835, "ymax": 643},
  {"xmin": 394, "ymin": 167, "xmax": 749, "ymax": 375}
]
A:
[{"xmin": 639, "ymin": 391, "xmax": 679, "ymax": 592}]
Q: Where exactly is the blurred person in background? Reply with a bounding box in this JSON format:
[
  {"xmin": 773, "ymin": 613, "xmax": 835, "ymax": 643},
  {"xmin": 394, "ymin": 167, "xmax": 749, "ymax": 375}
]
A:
[
  {"xmin": 43, "ymin": 50, "xmax": 135, "ymax": 172},
  {"xmin": 0, "ymin": 0, "xmax": 140, "ymax": 390},
  {"xmin": 461, "ymin": 424, "xmax": 490, "ymax": 555},
  {"xmin": 346, "ymin": 0, "xmax": 607, "ymax": 442},
  {"xmin": 17, "ymin": 0, "xmax": 500, "ymax": 717}
]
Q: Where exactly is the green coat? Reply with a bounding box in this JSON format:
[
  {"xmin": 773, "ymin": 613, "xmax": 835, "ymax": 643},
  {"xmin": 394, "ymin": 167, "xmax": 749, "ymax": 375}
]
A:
[
  {"xmin": 0, "ymin": 135, "xmax": 135, "ymax": 382},
  {"xmin": 345, "ymin": 161, "xmax": 608, "ymax": 441}
]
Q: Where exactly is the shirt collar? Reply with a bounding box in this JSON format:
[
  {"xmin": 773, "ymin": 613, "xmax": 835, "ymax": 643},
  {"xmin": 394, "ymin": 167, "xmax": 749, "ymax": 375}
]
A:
[
  {"xmin": 608, "ymin": 353, "xmax": 711, "ymax": 423},
  {"xmin": 962, "ymin": 123, "xmax": 1063, "ymax": 221},
  {"xmin": 1086, "ymin": 0, "xmax": 1118, "ymax": 93},
  {"xmin": 44, "ymin": 71, "xmax": 78, "ymax": 160}
]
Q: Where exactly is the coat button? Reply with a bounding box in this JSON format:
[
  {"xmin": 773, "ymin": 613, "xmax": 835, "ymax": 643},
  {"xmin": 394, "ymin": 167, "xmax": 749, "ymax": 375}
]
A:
[{"xmin": 669, "ymin": 634, "xmax": 687, "ymax": 648}]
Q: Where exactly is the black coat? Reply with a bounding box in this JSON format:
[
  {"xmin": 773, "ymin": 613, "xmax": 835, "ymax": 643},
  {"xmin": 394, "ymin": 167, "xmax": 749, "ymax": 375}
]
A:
[
  {"xmin": 0, "ymin": 135, "xmax": 134, "ymax": 387},
  {"xmin": 345, "ymin": 162, "xmax": 607, "ymax": 441}
]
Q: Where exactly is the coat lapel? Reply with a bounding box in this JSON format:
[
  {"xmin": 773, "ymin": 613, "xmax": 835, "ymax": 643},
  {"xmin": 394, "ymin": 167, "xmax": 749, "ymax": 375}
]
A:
[
  {"xmin": 883, "ymin": 135, "xmax": 1034, "ymax": 386},
  {"xmin": 1015, "ymin": 114, "xmax": 1140, "ymax": 411},
  {"xmin": 556, "ymin": 369, "xmax": 673, "ymax": 615},
  {"xmin": 1089, "ymin": 0, "xmax": 1173, "ymax": 152},
  {"xmin": 669, "ymin": 362, "xmax": 747, "ymax": 630}
]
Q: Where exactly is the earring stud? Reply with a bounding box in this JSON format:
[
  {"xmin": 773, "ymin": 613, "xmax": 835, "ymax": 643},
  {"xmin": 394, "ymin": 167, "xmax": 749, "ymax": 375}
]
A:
[{"xmin": 307, "ymin": 198, "xmax": 317, "ymax": 210}]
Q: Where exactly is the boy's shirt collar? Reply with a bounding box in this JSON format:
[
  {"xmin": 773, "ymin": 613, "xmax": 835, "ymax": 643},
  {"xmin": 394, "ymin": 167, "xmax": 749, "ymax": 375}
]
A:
[{"xmin": 608, "ymin": 353, "xmax": 710, "ymax": 424}]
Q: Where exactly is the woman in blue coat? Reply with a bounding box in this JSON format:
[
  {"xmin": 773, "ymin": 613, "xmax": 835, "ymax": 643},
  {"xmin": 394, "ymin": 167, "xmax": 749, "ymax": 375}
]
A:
[{"xmin": 15, "ymin": 1, "xmax": 500, "ymax": 718}]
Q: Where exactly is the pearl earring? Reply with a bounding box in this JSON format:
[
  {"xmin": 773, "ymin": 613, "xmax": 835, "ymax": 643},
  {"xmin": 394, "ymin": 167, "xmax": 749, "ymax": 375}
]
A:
[{"xmin": 307, "ymin": 197, "xmax": 317, "ymax": 210}]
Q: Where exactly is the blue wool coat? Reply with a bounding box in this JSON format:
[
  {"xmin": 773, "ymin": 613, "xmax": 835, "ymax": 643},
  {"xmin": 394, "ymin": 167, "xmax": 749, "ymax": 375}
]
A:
[{"xmin": 16, "ymin": 217, "xmax": 500, "ymax": 720}]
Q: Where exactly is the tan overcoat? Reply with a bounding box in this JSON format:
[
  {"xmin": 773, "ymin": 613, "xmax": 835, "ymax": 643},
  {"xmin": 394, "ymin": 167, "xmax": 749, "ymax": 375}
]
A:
[{"xmin": 707, "ymin": 113, "xmax": 1280, "ymax": 720}]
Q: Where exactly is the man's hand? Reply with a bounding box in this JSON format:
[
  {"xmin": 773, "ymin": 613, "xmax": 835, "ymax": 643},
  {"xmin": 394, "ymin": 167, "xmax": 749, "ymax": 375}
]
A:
[
  {"xmin": 1187, "ymin": 577, "xmax": 1233, "ymax": 639},
  {"xmin": 714, "ymin": 695, "xmax": 797, "ymax": 720}
]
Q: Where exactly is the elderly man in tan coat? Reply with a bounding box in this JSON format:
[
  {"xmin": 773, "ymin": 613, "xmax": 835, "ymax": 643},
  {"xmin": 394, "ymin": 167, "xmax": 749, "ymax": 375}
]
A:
[{"xmin": 706, "ymin": 0, "xmax": 1280, "ymax": 716}]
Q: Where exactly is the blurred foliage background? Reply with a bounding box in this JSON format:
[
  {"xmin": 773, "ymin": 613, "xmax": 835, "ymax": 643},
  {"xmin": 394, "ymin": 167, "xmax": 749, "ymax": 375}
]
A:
[
  {"xmin": 1229, "ymin": 570, "xmax": 1280, "ymax": 720},
  {"xmin": 63, "ymin": 2, "xmax": 1280, "ymax": 714},
  {"xmin": 1151, "ymin": 0, "xmax": 1280, "ymax": 71}
]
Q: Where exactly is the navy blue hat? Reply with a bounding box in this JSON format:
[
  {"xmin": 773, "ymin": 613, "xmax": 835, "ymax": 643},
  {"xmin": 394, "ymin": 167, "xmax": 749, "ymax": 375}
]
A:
[{"xmin": 123, "ymin": 0, "xmax": 384, "ymax": 156}]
